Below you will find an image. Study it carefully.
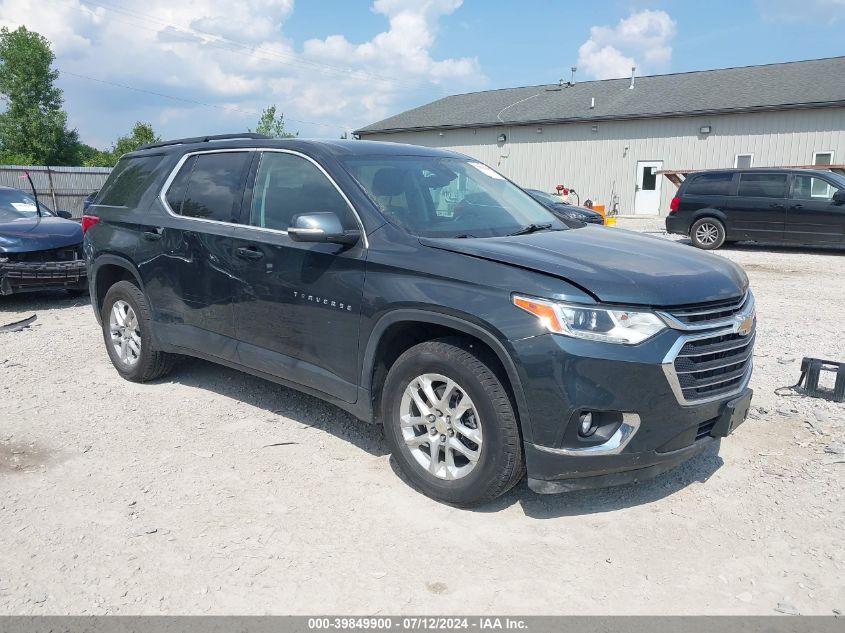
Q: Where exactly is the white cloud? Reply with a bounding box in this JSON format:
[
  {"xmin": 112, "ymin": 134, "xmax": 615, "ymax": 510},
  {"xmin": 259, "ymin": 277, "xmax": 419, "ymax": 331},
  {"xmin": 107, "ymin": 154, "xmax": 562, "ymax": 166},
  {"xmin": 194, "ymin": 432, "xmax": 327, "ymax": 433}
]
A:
[
  {"xmin": 577, "ymin": 10, "xmax": 676, "ymax": 80},
  {"xmin": 0, "ymin": 0, "xmax": 483, "ymax": 144}
]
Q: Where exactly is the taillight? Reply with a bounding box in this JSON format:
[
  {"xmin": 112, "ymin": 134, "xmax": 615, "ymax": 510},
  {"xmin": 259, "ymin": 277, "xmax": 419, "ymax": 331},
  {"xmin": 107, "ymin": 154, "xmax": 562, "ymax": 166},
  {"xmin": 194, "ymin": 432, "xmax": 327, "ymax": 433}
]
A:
[
  {"xmin": 81, "ymin": 215, "xmax": 100, "ymax": 233},
  {"xmin": 669, "ymin": 196, "xmax": 680, "ymax": 214}
]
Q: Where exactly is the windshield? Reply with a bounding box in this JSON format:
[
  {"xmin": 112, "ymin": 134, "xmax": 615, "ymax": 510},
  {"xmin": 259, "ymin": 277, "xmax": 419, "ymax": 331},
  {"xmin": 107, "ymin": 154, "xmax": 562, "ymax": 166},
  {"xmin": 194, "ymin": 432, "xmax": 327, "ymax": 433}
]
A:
[
  {"xmin": 526, "ymin": 189, "xmax": 559, "ymax": 205},
  {"xmin": 342, "ymin": 156, "xmax": 566, "ymax": 238},
  {"xmin": 826, "ymin": 172, "xmax": 845, "ymax": 190},
  {"xmin": 0, "ymin": 189, "xmax": 53, "ymax": 221}
]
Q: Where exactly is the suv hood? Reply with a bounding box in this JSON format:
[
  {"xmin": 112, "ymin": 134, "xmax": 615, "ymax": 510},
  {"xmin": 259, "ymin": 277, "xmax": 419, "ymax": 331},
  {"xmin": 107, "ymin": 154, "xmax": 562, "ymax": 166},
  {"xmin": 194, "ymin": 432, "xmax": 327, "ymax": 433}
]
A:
[
  {"xmin": 0, "ymin": 216, "xmax": 83, "ymax": 253},
  {"xmin": 421, "ymin": 227, "xmax": 748, "ymax": 307}
]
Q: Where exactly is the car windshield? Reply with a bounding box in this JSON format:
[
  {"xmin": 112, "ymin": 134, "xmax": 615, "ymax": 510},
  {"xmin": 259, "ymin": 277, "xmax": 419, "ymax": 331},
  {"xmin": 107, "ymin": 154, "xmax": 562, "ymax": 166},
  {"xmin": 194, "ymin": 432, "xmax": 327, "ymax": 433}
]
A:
[
  {"xmin": 526, "ymin": 189, "xmax": 559, "ymax": 205},
  {"xmin": 825, "ymin": 172, "xmax": 845, "ymax": 190},
  {"xmin": 0, "ymin": 189, "xmax": 53, "ymax": 221},
  {"xmin": 342, "ymin": 156, "xmax": 566, "ymax": 238}
]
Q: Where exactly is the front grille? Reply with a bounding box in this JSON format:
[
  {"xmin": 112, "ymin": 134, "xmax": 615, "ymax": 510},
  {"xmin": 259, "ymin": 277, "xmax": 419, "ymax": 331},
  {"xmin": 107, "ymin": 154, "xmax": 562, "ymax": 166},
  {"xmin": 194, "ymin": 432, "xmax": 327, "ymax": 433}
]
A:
[
  {"xmin": 6, "ymin": 245, "xmax": 83, "ymax": 263},
  {"xmin": 696, "ymin": 417, "xmax": 719, "ymax": 440},
  {"xmin": 665, "ymin": 292, "xmax": 750, "ymax": 327},
  {"xmin": 673, "ymin": 330, "xmax": 754, "ymax": 402}
]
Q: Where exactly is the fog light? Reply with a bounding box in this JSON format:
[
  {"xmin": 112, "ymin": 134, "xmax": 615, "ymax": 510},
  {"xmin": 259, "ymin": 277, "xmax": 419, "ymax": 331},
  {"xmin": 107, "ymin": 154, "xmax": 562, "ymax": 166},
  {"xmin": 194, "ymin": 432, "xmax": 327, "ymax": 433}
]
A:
[{"xmin": 578, "ymin": 412, "xmax": 597, "ymax": 437}]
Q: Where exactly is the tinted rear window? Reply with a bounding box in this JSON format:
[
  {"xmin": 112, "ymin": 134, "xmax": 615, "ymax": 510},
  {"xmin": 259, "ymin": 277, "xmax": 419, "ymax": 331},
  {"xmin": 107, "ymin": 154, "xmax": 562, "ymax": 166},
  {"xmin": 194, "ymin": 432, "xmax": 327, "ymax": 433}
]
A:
[
  {"xmin": 737, "ymin": 173, "xmax": 788, "ymax": 198},
  {"xmin": 168, "ymin": 152, "xmax": 251, "ymax": 222},
  {"xmin": 97, "ymin": 155, "xmax": 165, "ymax": 207},
  {"xmin": 685, "ymin": 172, "xmax": 733, "ymax": 196}
]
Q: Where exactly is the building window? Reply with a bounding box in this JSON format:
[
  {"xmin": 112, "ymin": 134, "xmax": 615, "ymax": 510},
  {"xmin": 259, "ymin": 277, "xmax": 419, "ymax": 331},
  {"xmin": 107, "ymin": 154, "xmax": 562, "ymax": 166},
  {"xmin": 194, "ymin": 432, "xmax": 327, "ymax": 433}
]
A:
[
  {"xmin": 812, "ymin": 152, "xmax": 835, "ymax": 197},
  {"xmin": 734, "ymin": 154, "xmax": 753, "ymax": 169}
]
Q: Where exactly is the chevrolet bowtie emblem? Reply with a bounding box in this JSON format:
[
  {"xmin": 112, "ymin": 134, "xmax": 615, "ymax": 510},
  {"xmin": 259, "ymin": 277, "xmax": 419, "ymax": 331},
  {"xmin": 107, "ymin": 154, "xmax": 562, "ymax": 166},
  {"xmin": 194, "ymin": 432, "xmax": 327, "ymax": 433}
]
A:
[{"xmin": 737, "ymin": 315, "xmax": 754, "ymax": 336}]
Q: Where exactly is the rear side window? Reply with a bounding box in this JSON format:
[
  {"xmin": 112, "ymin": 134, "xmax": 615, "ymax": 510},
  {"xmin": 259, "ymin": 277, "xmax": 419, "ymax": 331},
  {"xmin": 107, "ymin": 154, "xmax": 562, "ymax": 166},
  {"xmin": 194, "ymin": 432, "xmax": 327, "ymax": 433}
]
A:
[
  {"xmin": 166, "ymin": 152, "xmax": 251, "ymax": 222},
  {"xmin": 737, "ymin": 173, "xmax": 788, "ymax": 198},
  {"xmin": 97, "ymin": 155, "xmax": 165, "ymax": 207},
  {"xmin": 685, "ymin": 172, "xmax": 733, "ymax": 196}
]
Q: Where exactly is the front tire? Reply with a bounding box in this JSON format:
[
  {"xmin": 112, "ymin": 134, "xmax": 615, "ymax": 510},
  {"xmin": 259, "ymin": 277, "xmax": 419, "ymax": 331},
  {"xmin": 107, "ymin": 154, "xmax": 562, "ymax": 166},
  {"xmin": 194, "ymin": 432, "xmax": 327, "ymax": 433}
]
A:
[
  {"xmin": 381, "ymin": 338, "xmax": 525, "ymax": 506},
  {"xmin": 101, "ymin": 280, "xmax": 175, "ymax": 382},
  {"xmin": 690, "ymin": 217, "xmax": 726, "ymax": 249}
]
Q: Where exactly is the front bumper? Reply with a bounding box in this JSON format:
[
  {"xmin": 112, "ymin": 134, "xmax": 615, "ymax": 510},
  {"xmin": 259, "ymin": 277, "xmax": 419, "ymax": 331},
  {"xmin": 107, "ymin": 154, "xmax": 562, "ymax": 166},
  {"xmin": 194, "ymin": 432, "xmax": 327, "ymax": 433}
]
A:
[
  {"xmin": 0, "ymin": 258, "xmax": 87, "ymax": 295},
  {"xmin": 510, "ymin": 329, "xmax": 753, "ymax": 493}
]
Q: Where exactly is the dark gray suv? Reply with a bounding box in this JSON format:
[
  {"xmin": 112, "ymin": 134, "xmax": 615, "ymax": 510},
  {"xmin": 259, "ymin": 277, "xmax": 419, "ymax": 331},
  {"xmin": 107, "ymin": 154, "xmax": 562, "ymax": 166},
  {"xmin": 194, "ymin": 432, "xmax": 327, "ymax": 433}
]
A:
[{"xmin": 84, "ymin": 134, "xmax": 756, "ymax": 506}]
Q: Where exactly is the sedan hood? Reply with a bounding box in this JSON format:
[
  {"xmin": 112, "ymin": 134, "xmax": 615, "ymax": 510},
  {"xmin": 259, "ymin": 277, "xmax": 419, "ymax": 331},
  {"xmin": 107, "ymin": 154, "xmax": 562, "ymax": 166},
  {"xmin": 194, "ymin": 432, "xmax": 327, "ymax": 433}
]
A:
[
  {"xmin": 0, "ymin": 216, "xmax": 83, "ymax": 253},
  {"xmin": 421, "ymin": 226, "xmax": 748, "ymax": 307}
]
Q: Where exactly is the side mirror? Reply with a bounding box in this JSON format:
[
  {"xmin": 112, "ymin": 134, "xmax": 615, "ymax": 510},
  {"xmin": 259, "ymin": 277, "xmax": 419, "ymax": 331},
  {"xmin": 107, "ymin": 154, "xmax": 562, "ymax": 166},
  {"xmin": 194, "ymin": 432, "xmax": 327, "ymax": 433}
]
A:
[
  {"xmin": 832, "ymin": 190, "xmax": 845, "ymax": 206},
  {"xmin": 56, "ymin": 210, "xmax": 73, "ymax": 219},
  {"xmin": 288, "ymin": 212, "xmax": 360, "ymax": 245}
]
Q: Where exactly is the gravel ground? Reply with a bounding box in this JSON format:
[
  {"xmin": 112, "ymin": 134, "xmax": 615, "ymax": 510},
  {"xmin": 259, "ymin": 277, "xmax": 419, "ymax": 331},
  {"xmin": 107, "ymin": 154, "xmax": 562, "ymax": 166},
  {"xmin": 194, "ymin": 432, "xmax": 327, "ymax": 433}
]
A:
[{"xmin": 0, "ymin": 224, "xmax": 843, "ymax": 615}]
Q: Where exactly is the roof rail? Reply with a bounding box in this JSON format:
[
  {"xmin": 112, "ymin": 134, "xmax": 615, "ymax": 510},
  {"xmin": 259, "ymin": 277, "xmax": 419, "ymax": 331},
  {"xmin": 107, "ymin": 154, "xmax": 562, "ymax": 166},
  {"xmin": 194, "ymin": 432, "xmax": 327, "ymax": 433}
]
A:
[{"xmin": 138, "ymin": 132, "xmax": 272, "ymax": 151}]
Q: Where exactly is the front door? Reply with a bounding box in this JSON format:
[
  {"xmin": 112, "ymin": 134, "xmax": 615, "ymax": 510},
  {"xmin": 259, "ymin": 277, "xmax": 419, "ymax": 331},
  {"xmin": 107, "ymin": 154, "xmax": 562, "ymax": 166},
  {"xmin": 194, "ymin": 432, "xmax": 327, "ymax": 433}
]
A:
[
  {"xmin": 786, "ymin": 173, "xmax": 845, "ymax": 244},
  {"xmin": 634, "ymin": 160, "xmax": 663, "ymax": 214},
  {"xmin": 230, "ymin": 150, "xmax": 367, "ymax": 403}
]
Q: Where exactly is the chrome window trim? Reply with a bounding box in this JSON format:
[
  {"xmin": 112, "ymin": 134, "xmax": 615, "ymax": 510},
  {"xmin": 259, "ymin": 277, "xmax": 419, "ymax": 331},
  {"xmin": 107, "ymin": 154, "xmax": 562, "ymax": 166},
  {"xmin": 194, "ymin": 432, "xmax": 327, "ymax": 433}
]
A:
[
  {"xmin": 658, "ymin": 291, "xmax": 754, "ymax": 331},
  {"xmin": 157, "ymin": 147, "xmax": 369, "ymax": 248},
  {"xmin": 533, "ymin": 414, "xmax": 640, "ymax": 456},
  {"xmin": 662, "ymin": 325, "xmax": 754, "ymax": 406}
]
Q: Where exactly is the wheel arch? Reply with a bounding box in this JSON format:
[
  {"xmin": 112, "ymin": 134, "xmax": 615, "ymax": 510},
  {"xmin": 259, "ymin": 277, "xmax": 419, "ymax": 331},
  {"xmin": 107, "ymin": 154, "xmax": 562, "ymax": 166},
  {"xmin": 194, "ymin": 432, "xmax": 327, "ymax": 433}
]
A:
[
  {"xmin": 90, "ymin": 256, "xmax": 144, "ymax": 324},
  {"xmin": 362, "ymin": 309, "xmax": 533, "ymax": 442}
]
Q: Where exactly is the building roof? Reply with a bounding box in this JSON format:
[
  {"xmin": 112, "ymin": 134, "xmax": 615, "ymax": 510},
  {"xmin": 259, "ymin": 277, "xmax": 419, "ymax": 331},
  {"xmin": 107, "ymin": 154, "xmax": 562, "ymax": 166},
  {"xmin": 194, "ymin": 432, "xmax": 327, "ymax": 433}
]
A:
[{"xmin": 356, "ymin": 56, "xmax": 845, "ymax": 135}]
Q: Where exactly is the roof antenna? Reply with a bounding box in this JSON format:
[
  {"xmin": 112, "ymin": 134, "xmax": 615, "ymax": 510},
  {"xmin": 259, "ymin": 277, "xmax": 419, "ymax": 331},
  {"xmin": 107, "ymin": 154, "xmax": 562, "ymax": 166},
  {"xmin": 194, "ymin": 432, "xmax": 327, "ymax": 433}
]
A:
[
  {"xmin": 629, "ymin": 67, "xmax": 636, "ymax": 89},
  {"xmin": 570, "ymin": 66, "xmax": 577, "ymax": 86}
]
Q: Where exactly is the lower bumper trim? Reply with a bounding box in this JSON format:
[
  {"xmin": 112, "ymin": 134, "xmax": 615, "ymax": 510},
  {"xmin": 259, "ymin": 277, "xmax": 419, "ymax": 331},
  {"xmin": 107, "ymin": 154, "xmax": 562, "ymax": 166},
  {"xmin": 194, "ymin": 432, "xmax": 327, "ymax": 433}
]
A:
[{"xmin": 527, "ymin": 437, "xmax": 715, "ymax": 494}]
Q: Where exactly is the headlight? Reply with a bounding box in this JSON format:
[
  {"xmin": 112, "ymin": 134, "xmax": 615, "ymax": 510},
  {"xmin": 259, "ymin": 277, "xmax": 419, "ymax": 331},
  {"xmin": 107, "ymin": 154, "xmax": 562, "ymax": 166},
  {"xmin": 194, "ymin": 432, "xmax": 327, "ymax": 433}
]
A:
[
  {"xmin": 513, "ymin": 295, "xmax": 666, "ymax": 344},
  {"xmin": 563, "ymin": 211, "xmax": 584, "ymax": 220}
]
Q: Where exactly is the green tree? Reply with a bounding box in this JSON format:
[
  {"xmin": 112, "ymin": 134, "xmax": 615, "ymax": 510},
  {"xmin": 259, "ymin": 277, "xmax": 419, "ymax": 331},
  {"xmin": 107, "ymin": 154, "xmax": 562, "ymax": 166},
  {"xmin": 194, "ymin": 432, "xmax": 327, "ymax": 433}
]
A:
[
  {"xmin": 113, "ymin": 121, "xmax": 159, "ymax": 156},
  {"xmin": 254, "ymin": 105, "xmax": 297, "ymax": 139},
  {"xmin": 80, "ymin": 122, "xmax": 160, "ymax": 167},
  {"xmin": 0, "ymin": 26, "xmax": 79, "ymax": 165}
]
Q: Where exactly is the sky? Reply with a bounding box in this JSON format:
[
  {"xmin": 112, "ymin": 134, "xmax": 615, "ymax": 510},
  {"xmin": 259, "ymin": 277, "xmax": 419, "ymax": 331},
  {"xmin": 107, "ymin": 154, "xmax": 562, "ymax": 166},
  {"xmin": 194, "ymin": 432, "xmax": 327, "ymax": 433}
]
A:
[{"xmin": 1, "ymin": 0, "xmax": 843, "ymax": 149}]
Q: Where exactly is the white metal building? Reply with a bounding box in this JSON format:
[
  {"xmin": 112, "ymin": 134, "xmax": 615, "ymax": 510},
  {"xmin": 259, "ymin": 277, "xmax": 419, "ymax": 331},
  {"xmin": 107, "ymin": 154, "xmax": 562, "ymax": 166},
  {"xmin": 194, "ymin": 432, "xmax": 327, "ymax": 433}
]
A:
[{"xmin": 355, "ymin": 57, "xmax": 845, "ymax": 216}]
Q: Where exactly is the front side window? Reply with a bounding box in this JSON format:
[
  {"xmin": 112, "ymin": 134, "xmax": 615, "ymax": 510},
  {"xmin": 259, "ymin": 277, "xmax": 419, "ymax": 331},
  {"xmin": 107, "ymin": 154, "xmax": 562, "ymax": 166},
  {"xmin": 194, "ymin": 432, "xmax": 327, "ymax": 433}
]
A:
[
  {"xmin": 166, "ymin": 152, "xmax": 251, "ymax": 222},
  {"xmin": 793, "ymin": 174, "xmax": 835, "ymax": 200},
  {"xmin": 685, "ymin": 172, "xmax": 733, "ymax": 196},
  {"xmin": 249, "ymin": 152, "xmax": 354, "ymax": 231},
  {"xmin": 342, "ymin": 156, "xmax": 564, "ymax": 238},
  {"xmin": 737, "ymin": 173, "xmax": 787, "ymax": 198}
]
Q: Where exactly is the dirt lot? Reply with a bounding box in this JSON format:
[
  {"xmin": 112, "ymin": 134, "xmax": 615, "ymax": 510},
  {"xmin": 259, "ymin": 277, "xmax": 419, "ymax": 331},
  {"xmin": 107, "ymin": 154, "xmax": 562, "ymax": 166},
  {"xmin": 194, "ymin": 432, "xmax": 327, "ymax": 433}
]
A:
[{"xmin": 1, "ymin": 225, "xmax": 843, "ymax": 615}]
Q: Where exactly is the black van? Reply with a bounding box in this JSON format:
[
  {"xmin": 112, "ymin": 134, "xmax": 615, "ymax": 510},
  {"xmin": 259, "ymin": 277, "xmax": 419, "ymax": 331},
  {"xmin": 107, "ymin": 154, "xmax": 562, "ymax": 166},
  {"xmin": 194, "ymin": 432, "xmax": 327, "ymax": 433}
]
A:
[
  {"xmin": 85, "ymin": 135, "xmax": 756, "ymax": 506},
  {"xmin": 666, "ymin": 168, "xmax": 845, "ymax": 249}
]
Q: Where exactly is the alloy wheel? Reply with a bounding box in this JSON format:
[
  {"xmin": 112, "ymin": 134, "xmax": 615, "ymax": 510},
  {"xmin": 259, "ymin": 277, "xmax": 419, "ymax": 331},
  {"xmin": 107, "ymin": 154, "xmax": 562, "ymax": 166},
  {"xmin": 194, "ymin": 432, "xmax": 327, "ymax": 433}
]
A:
[
  {"xmin": 399, "ymin": 373, "xmax": 482, "ymax": 480},
  {"xmin": 695, "ymin": 222, "xmax": 719, "ymax": 245},
  {"xmin": 109, "ymin": 300, "xmax": 141, "ymax": 366}
]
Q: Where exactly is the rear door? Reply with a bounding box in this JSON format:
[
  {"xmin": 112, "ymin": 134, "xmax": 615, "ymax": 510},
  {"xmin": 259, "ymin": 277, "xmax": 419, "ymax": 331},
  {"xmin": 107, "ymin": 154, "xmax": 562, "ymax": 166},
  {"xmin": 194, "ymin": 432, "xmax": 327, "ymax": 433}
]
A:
[
  {"xmin": 725, "ymin": 172, "xmax": 788, "ymax": 242},
  {"xmin": 135, "ymin": 150, "xmax": 252, "ymax": 359},
  {"xmin": 230, "ymin": 150, "xmax": 367, "ymax": 403},
  {"xmin": 786, "ymin": 173, "xmax": 845, "ymax": 244}
]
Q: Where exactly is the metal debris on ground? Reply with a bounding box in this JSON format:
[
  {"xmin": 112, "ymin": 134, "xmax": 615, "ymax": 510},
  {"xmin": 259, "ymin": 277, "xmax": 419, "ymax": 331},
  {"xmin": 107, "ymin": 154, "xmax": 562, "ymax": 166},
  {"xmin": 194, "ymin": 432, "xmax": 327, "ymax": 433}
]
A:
[{"xmin": 0, "ymin": 314, "xmax": 37, "ymax": 334}]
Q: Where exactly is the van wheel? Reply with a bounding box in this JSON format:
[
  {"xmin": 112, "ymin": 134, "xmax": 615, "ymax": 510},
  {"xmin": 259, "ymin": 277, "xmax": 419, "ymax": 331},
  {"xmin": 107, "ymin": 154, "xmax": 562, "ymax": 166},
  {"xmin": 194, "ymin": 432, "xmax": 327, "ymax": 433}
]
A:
[
  {"xmin": 381, "ymin": 338, "xmax": 525, "ymax": 507},
  {"xmin": 690, "ymin": 218, "xmax": 726, "ymax": 249},
  {"xmin": 101, "ymin": 280, "xmax": 175, "ymax": 382}
]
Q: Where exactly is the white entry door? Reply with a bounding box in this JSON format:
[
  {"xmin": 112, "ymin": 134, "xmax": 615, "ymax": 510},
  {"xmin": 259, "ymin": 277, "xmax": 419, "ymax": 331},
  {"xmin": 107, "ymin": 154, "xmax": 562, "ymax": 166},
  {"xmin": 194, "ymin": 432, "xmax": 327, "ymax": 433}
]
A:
[{"xmin": 634, "ymin": 160, "xmax": 663, "ymax": 214}]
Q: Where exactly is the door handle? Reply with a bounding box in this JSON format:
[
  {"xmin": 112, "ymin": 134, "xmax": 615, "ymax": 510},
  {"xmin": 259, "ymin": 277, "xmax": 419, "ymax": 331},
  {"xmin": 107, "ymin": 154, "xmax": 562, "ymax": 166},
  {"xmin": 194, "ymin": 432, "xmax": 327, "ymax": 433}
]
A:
[
  {"xmin": 791, "ymin": 203, "xmax": 803, "ymax": 210},
  {"xmin": 142, "ymin": 228, "xmax": 163, "ymax": 241},
  {"xmin": 769, "ymin": 203, "xmax": 785, "ymax": 209},
  {"xmin": 236, "ymin": 247, "xmax": 264, "ymax": 261}
]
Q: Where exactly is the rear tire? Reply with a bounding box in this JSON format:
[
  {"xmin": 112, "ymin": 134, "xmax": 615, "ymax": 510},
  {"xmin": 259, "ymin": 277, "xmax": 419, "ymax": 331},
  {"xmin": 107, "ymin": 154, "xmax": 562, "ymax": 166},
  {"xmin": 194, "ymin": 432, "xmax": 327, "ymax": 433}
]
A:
[
  {"xmin": 381, "ymin": 338, "xmax": 525, "ymax": 507},
  {"xmin": 101, "ymin": 280, "xmax": 175, "ymax": 382},
  {"xmin": 690, "ymin": 217, "xmax": 726, "ymax": 250}
]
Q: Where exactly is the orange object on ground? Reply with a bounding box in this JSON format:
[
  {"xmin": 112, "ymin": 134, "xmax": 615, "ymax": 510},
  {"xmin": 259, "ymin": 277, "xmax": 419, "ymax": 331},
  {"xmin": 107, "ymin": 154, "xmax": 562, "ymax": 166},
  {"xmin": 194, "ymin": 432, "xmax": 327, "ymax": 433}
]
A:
[{"xmin": 593, "ymin": 204, "xmax": 606, "ymax": 218}]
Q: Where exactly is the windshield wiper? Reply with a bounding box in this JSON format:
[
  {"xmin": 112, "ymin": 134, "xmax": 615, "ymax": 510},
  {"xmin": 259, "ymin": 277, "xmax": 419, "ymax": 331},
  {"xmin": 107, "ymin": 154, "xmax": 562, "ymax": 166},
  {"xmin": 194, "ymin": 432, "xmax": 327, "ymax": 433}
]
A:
[{"xmin": 508, "ymin": 223, "xmax": 553, "ymax": 236}]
